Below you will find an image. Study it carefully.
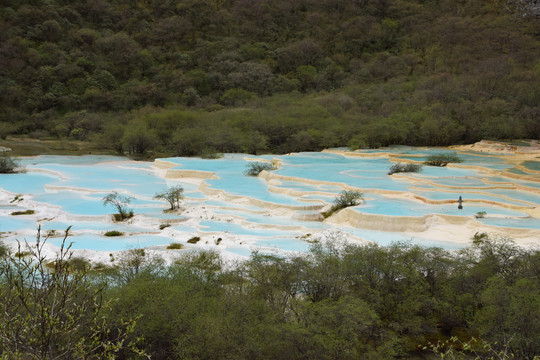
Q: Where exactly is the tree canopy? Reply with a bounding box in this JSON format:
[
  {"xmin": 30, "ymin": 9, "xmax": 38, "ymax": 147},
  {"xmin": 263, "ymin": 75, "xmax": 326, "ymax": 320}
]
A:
[{"xmin": 0, "ymin": 0, "xmax": 539, "ymax": 156}]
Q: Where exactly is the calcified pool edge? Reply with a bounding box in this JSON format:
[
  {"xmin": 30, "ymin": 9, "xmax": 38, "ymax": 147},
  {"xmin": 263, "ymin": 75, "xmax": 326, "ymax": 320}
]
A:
[{"xmin": 1, "ymin": 140, "xmax": 540, "ymax": 263}]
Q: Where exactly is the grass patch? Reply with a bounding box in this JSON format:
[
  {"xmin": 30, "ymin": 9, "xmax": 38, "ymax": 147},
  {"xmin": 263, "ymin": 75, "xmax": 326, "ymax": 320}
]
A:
[
  {"xmin": 167, "ymin": 243, "xmax": 184, "ymax": 250},
  {"xmin": 424, "ymin": 153, "xmax": 463, "ymax": 167},
  {"xmin": 104, "ymin": 230, "xmax": 124, "ymax": 237},
  {"xmin": 11, "ymin": 209, "xmax": 35, "ymax": 215},
  {"xmin": 388, "ymin": 163, "xmax": 422, "ymax": 175},
  {"xmin": 187, "ymin": 236, "xmax": 201, "ymax": 244}
]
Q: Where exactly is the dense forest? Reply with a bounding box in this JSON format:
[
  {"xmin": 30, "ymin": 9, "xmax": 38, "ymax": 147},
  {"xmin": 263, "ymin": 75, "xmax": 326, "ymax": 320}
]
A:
[
  {"xmin": 0, "ymin": 0, "xmax": 539, "ymax": 156},
  {"xmin": 1, "ymin": 234, "xmax": 539, "ymax": 359}
]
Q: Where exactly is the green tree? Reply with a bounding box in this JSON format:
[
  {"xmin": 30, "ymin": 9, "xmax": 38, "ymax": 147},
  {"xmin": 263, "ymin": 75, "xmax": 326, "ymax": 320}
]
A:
[
  {"xmin": 102, "ymin": 191, "xmax": 133, "ymax": 221},
  {"xmin": 154, "ymin": 185, "xmax": 184, "ymax": 210}
]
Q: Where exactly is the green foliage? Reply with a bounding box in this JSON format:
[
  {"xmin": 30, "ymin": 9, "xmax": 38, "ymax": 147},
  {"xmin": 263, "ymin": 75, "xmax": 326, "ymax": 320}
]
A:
[
  {"xmin": 154, "ymin": 185, "xmax": 184, "ymax": 210},
  {"xmin": 0, "ymin": 154, "xmax": 21, "ymax": 174},
  {"xmin": 424, "ymin": 153, "xmax": 463, "ymax": 167},
  {"xmin": 0, "ymin": 241, "xmax": 8, "ymax": 258},
  {"xmin": 10, "ymin": 209, "xmax": 35, "ymax": 215},
  {"xmin": 324, "ymin": 190, "xmax": 364, "ymax": 217},
  {"xmin": 388, "ymin": 163, "xmax": 423, "ymax": 175},
  {"xmin": 220, "ymin": 88, "xmax": 257, "ymax": 106},
  {"xmin": 3, "ymin": 230, "xmax": 539, "ymax": 359},
  {"xmin": 244, "ymin": 161, "xmax": 276, "ymax": 176},
  {"xmin": 102, "ymin": 191, "xmax": 133, "ymax": 221},
  {"xmin": 475, "ymin": 211, "xmax": 487, "ymax": 219},
  {"xmin": 0, "ymin": 0, "xmax": 538, "ymax": 153},
  {"xmin": 104, "ymin": 230, "xmax": 123, "ymax": 237},
  {"xmin": 0, "ymin": 227, "xmax": 143, "ymax": 358}
]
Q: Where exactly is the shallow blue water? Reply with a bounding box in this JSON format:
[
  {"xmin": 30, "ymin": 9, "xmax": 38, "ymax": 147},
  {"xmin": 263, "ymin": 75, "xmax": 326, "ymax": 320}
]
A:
[
  {"xmin": 2, "ymin": 150, "xmax": 540, "ymax": 253},
  {"xmin": 0, "ymin": 172, "xmax": 59, "ymax": 194},
  {"xmin": 477, "ymin": 217, "xmax": 540, "ymax": 229},
  {"xmin": 0, "ymin": 216, "xmax": 37, "ymax": 232},
  {"xmin": 47, "ymin": 233, "xmax": 174, "ymax": 251}
]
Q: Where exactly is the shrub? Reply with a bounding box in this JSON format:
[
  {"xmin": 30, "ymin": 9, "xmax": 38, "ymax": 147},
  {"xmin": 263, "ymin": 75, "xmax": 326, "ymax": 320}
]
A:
[
  {"xmin": 159, "ymin": 223, "xmax": 171, "ymax": 230},
  {"xmin": 244, "ymin": 161, "xmax": 276, "ymax": 176},
  {"xmin": 10, "ymin": 209, "xmax": 35, "ymax": 215},
  {"xmin": 323, "ymin": 190, "xmax": 363, "ymax": 218},
  {"xmin": 104, "ymin": 230, "xmax": 124, "ymax": 237},
  {"xmin": 424, "ymin": 152, "xmax": 463, "ymax": 167},
  {"xmin": 0, "ymin": 226, "xmax": 140, "ymax": 358},
  {"xmin": 187, "ymin": 236, "xmax": 201, "ymax": 244},
  {"xmin": 388, "ymin": 163, "xmax": 423, "ymax": 175},
  {"xmin": 475, "ymin": 211, "xmax": 487, "ymax": 219},
  {"xmin": 0, "ymin": 154, "xmax": 21, "ymax": 174},
  {"xmin": 167, "ymin": 243, "xmax": 184, "ymax": 250}
]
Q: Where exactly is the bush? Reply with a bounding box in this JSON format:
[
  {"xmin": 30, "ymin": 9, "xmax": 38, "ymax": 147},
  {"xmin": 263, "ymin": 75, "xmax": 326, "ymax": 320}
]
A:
[
  {"xmin": 424, "ymin": 153, "xmax": 463, "ymax": 167},
  {"xmin": 388, "ymin": 163, "xmax": 423, "ymax": 175},
  {"xmin": 104, "ymin": 230, "xmax": 124, "ymax": 237},
  {"xmin": 323, "ymin": 190, "xmax": 363, "ymax": 218},
  {"xmin": 475, "ymin": 211, "xmax": 487, "ymax": 219},
  {"xmin": 0, "ymin": 154, "xmax": 21, "ymax": 174},
  {"xmin": 244, "ymin": 161, "xmax": 276, "ymax": 176},
  {"xmin": 167, "ymin": 243, "xmax": 184, "ymax": 250},
  {"xmin": 10, "ymin": 209, "xmax": 35, "ymax": 215},
  {"xmin": 0, "ymin": 227, "xmax": 141, "ymax": 358},
  {"xmin": 187, "ymin": 236, "xmax": 201, "ymax": 244},
  {"xmin": 159, "ymin": 223, "xmax": 171, "ymax": 230}
]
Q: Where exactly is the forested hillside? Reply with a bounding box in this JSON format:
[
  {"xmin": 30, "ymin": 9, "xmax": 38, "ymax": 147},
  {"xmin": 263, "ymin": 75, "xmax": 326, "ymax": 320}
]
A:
[
  {"xmin": 1, "ymin": 236, "xmax": 539, "ymax": 359},
  {"xmin": 1, "ymin": 0, "xmax": 539, "ymax": 156}
]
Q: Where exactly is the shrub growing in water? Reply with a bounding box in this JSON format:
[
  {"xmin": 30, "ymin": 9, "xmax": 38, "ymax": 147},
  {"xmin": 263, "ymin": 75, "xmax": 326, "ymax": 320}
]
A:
[
  {"xmin": 424, "ymin": 153, "xmax": 463, "ymax": 166},
  {"xmin": 244, "ymin": 162, "xmax": 276, "ymax": 176},
  {"xmin": 10, "ymin": 209, "xmax": 35, "ymax": 215},
  {"xmin": 388, "ymin": 163, "xmax": 422, "ymax": 175},
  {"xmin": 104, "ymin": 230, "xmax": 124, "ymax": 237},
  {"xmin": 0, "ymin": 154, "xmax": 21, "ymax": 174},
  {"xmin": 323, "ymin": 190, "xmax": 363, "ymax": 217}
]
